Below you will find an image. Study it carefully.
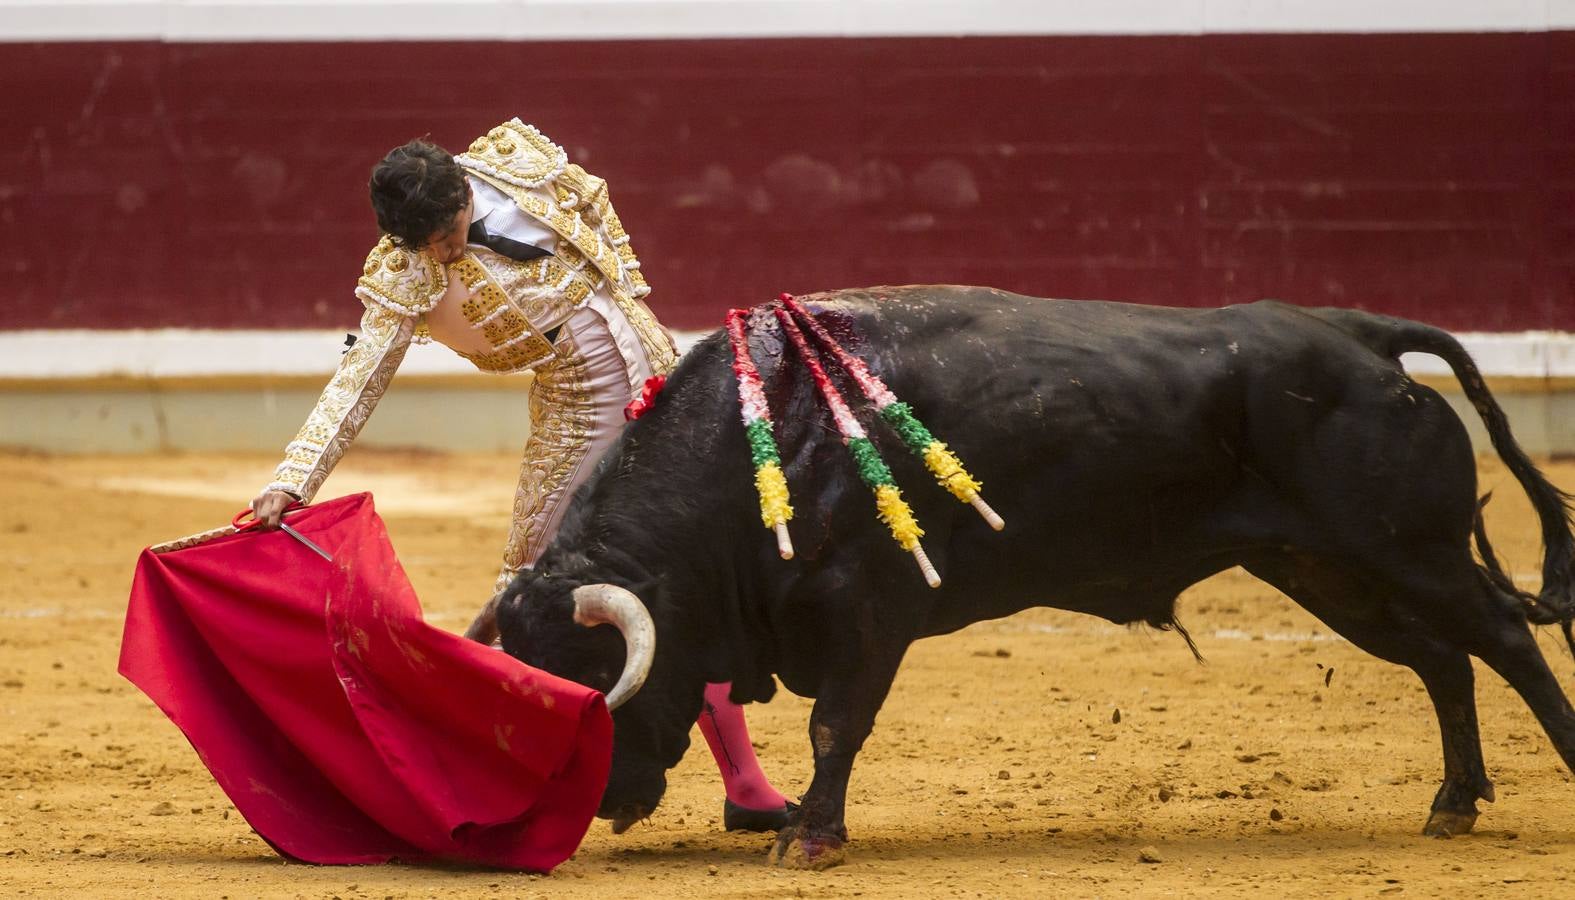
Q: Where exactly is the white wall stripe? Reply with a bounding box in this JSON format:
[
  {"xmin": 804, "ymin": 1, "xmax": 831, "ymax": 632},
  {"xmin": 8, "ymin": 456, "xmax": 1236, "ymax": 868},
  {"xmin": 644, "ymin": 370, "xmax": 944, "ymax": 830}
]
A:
[
  {"xmin": 2, "ymin": 0, "xmax": 1574, "ymax": 42},
  {"xmin": 0, "ymin": 329, "xmax": 706, "ymax": 378},
  {"xmin": 0, "ymin": 328, "xmax": 1569, "ymax": 379}
]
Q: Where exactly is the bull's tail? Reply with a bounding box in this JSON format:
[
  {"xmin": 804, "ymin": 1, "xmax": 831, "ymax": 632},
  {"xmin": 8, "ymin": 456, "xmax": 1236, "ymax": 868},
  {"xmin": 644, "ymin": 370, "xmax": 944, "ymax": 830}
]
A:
[
  {"xmin": 1473, "ymin": 493, "xmax": 1575, "ymax": 654},
  {"xmin": 1309, "ymin": 307, "xmax": 1575, "ymax": 647}
]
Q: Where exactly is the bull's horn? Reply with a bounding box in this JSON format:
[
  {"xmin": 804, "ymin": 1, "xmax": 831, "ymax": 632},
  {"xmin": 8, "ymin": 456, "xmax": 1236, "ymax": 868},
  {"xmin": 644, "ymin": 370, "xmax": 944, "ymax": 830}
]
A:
[{"xmin": 570, "ymin": 584, "xmax": 656, "ymax": 710}]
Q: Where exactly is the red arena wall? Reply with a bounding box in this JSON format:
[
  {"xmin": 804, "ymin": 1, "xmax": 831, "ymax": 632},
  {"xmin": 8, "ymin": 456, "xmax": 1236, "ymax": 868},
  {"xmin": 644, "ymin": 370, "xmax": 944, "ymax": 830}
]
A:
[{"xmin": 3, "ymin": 32, "xmax": 1572, "ymax": 333}]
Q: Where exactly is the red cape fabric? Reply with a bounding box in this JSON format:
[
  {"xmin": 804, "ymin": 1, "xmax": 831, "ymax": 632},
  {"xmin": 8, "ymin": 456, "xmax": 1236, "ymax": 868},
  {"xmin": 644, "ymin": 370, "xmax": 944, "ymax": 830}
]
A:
[{"xmin": 119, "ymin": 492, "xmax": 612, "ymax": 871}]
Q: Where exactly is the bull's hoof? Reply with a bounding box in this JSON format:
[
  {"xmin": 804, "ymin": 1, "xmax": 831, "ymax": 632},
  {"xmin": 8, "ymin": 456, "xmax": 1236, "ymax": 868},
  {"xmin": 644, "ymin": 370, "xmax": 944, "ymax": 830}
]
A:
[
  {"xmin": 768, "ymin": 828, "xmax": 846, "ymax": 870},
  {"xmin": 1423, "ymin": 808, "xmax": 1479, "ymax": 838}
]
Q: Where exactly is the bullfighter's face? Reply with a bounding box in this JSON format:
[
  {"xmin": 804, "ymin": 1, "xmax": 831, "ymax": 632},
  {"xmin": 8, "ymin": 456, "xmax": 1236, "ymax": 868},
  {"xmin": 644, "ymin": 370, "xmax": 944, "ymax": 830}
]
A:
[
  {"xmin": 496, "ymin": 568, "xmax": 694, "ymax": 832},
  {"xmin": 419, "ymin": 186, "xmax": 474, "ymax": 265}
]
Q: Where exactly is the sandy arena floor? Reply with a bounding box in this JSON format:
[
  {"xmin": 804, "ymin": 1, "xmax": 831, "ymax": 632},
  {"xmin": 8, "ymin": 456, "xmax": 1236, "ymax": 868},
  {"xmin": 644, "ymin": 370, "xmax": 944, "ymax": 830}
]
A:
[{"xmin": 3, "ymin": 450, "xmax": 1575, "ymax": 898}]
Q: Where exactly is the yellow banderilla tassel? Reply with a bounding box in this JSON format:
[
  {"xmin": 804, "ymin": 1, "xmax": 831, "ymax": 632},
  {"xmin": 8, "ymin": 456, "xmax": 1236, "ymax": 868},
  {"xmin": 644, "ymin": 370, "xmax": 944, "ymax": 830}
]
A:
[
  {"xmin": 873, "ymin": 483, "xmax": 924, "ymax": 551},
  {"xmin": 921, "ymin": 441, "xmax": 983, "ymax": 501},
  {"xmin": 755, "ymin": 461, "xmax": 794, "ymax": 527}
]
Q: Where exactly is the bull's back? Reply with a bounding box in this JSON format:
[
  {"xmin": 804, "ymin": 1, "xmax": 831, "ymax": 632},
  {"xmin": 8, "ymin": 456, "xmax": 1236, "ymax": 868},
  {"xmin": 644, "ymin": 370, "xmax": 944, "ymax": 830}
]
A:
[
  {"xmin": 802, "ymin": 287, "xmax": 1401, "ymax": 472},
  {"xmin": 781, "ymin": 286, "xmax": 1474, "ymax": 629}
]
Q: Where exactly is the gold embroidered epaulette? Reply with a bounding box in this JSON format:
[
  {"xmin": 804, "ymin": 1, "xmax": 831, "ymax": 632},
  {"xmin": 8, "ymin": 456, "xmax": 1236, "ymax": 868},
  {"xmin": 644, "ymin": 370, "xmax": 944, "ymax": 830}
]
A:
[
  {"xmin": 455, "ymin": 119, "xmax": 568, "ymax": 190},
  {"xmin": 355, "ymin": 236, "xmax": 447, "ymax": 317},
  {"xmin": 554, "ymin": 164, "xmax": 606, "ymax": 218}
]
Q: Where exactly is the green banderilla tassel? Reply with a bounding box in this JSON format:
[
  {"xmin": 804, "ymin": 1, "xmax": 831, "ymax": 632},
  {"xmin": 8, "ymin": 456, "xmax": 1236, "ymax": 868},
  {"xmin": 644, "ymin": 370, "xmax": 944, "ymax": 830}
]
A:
[
  {"xmin": 847, "ymin": 436, "xmax": 895, "ymax": 488},
  {"xmin": 744, "ymin": 418, "xmax": 780, "ymax": 468},
  {"xmin": 879, "ymin": 402, "xmax": 937, "ymax": 455}
]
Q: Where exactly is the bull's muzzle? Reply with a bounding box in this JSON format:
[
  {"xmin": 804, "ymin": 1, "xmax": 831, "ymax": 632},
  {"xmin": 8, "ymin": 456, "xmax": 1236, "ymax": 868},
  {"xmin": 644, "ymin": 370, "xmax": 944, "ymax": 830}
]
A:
[{"xmin": 605, "ymin": 803, "xmax": 652, "ymax": 835}]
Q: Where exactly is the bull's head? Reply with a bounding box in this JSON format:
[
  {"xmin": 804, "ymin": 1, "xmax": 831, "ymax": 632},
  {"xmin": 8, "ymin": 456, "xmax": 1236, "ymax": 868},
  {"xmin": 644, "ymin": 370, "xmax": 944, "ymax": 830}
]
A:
[{"xmin": 497, "ymin": 569, "xmax": 698, "ymax": 832}]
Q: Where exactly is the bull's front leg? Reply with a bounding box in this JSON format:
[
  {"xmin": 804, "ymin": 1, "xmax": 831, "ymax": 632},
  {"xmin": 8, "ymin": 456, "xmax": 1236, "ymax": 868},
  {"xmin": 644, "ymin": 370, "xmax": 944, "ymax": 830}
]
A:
[{"xmin": 769, "ymin": 647, "xmax": 906, "ymax": 870}]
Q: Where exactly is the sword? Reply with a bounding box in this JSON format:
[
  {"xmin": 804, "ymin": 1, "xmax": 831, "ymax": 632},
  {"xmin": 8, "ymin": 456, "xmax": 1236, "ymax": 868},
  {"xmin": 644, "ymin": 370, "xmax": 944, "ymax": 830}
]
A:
[{"xmin": 278, "ymin": 521, "xmax": 334, "ymax": 562}]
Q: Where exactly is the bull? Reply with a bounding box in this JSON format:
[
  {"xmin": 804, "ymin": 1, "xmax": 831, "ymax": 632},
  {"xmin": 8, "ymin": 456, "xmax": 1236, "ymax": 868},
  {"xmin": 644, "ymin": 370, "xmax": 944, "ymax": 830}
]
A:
[{"xmin": 495, "ymin": 285, "xmax": 1575, "ymax": 868}]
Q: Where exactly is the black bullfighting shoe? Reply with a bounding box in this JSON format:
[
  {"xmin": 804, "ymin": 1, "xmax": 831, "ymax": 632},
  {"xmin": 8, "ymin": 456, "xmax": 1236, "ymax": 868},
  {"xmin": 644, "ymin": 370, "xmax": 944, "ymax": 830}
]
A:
[{"xmin": 723, "ymin": 799, "xmax": 798, "ymax": 833}]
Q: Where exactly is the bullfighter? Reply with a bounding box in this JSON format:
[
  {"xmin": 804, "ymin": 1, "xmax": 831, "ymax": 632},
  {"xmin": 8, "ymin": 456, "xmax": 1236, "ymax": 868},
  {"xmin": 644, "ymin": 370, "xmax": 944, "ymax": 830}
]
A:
[{"xmin": 248, "ymin": 119, "xmax": 794, "ymax": 833}]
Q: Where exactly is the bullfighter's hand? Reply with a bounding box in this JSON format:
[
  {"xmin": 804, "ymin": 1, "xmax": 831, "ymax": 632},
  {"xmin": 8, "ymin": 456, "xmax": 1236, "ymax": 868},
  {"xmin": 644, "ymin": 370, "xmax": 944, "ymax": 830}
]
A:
[{"xmin": 249, "ymin": 490, "xmax": 296, "ymax": 530}]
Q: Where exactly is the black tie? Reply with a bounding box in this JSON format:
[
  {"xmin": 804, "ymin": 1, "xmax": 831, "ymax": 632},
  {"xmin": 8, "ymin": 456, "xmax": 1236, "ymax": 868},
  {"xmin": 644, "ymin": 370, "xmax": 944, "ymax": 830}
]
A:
[{"xmin": 467, "ymin": 220, "xmax": 551, "ymax": 262}]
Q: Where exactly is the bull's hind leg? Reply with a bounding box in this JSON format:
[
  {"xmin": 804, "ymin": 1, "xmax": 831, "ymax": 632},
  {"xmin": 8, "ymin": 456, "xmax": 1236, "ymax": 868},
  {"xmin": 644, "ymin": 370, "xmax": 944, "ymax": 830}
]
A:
[
  {"xmin": 1348, "ymin": 562, "xmax": 1575, "ymax": 823},
  {"xmin": 1446, "ymin": 587, "xmax": 1575, "ymax": 791},
  {"xmin": 1377, "ymin": 575, "xmax": 1575, "ymax": 832},
  {"xmin": 1243, "ymin": 558, "xmax": 1495, "ymax": 835}
]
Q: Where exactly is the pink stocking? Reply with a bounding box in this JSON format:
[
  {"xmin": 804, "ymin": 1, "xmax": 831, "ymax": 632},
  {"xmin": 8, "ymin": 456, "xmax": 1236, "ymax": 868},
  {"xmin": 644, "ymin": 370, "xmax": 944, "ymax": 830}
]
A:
[{"xmin": 697, "ymin": 682, "xmax": 789, "ymax": 810}]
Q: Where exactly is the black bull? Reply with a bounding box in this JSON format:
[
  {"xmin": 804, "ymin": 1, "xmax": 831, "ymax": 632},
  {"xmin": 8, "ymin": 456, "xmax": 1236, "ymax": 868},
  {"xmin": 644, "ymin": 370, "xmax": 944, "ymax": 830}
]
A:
[{"xmin": 497, "ymin": 285, "xmax": 1575, "ymax": 867}]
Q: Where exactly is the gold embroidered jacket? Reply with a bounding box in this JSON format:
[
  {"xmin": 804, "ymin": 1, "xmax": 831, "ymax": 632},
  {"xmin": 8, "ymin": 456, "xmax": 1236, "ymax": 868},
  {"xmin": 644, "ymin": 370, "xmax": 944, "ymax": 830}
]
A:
[{"xmin": 265, "ymin": 119, "xmax": 676, "ymax": 501}]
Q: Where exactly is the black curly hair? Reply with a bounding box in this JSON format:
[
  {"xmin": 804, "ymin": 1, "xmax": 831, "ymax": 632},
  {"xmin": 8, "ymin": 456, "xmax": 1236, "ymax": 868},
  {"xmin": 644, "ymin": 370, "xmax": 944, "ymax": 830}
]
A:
[{"xmin": 368, "ymin": 138, "xmax": 470, "ymax": 247}]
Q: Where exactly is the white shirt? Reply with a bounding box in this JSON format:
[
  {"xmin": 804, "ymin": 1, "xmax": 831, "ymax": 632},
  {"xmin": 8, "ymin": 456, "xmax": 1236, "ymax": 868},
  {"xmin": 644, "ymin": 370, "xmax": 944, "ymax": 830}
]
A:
[{"xmin": 467, "ymin": 176, "xmax": 559, "ymax": 250}]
